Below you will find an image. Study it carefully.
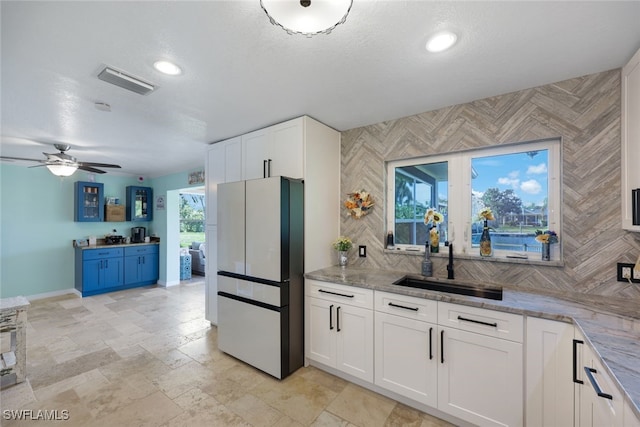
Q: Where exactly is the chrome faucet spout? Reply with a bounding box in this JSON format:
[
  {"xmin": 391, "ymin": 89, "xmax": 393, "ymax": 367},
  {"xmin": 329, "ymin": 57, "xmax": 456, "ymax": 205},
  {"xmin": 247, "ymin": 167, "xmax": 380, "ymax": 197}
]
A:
[{"xmin": 446, "ymin": 241, "xmax": 454, "ymax": 280}]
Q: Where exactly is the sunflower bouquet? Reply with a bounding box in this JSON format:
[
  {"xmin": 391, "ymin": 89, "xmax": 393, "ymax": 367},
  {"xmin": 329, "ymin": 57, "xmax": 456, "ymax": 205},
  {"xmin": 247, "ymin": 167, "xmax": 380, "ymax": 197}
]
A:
[
  {"xmin": 535, "ymin": 230, "xmax": 559, "ymax": 244},
  {"xmin": 477, "ymin": 207, "xmax": 495, "ymax": 222}
]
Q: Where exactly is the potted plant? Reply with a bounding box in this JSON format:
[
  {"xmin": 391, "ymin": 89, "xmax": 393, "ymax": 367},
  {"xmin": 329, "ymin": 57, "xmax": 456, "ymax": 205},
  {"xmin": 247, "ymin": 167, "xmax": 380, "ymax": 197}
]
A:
[{"xmin": 333, "ymin": 236, "xmax": 353, "ymax": 267}]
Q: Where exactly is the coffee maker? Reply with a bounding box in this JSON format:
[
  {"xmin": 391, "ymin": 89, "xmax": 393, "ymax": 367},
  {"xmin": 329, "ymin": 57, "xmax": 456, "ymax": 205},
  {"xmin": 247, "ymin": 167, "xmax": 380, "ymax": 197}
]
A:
[{"xmin": 131, "ymin": 227, "xmax": 146, "ymax": 243}]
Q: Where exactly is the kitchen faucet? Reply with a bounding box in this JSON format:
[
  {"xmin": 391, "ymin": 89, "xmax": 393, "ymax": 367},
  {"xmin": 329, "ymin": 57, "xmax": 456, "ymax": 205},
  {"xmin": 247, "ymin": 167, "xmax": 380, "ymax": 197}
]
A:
[{"xmin": 445, "ymin": 241, "xmax": 454, "ymax": 280}]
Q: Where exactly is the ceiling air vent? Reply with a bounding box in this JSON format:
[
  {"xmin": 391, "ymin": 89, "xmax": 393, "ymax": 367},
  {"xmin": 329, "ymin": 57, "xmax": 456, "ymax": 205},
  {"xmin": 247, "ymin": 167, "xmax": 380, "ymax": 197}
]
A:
[{"xmin": 98, "ymin": 66, "xmax": 155, "ymax": 95}]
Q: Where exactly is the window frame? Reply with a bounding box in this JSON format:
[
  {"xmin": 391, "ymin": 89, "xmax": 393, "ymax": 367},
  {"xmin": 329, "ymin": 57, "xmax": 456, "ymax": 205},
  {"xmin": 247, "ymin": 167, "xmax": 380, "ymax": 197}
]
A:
[{"xmin": 386, "ymin": 138, "xmax": 562, "ymax": 261}]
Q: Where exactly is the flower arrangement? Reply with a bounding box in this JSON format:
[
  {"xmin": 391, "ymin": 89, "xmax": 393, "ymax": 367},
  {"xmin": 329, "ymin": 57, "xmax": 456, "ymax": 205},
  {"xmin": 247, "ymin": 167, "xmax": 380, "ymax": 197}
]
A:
[
  {"xmin": 535, "ymin": 230, "xmax": 559, "ymax": 244},
  {"xmin": 333, "ymin": 236, "xmax": 353, "ymax": 252},
  {"xmin": 344, "ymin": 190, "xmax": 374, "ymax": 219},
  {"xmin": 477, "ymin": 207, "xmax": 495, "ymax": 221},
  {"xmin": 423, "ymin": 209, "xmax": 444, "ymax": 226}
]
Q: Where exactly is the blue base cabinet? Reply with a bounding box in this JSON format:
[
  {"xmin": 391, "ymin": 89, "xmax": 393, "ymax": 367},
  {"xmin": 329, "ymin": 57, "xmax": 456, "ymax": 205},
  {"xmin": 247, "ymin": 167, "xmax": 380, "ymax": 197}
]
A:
[
  {"xmin": 75, "ymin": 244, "xmax": 159, "ymax": 297},
  {"xmin": 124, "ymin": 245, "xmax": 159, "ymax": 286}
]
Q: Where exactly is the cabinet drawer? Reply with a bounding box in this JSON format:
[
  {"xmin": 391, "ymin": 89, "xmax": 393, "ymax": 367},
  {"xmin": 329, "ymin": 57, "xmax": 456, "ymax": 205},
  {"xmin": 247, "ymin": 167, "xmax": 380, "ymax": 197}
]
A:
[
  {"xmin": 375, "ymin": 291, "xmax": 438, "ymax": 324},
  {"xmin": 438, "ymin": 301, "xmax": 523, "ymax": 343},
  {"xmin": 124, "ymin": 245, "xmax": 159, "ymax": 256},
  {"xmin": 82, "ymin": 247, "xmax": 123, "ymax": 260},
  {"xmin": 306, "ymin": 279, "xmax": 373, "ymax": 309}
]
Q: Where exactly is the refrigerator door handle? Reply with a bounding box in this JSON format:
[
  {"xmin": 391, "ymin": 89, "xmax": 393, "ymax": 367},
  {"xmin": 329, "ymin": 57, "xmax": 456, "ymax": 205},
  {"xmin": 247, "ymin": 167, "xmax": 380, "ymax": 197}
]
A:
[{"xmin": 263, "ymin": 160, "xmax": 267, "ymax": 178}]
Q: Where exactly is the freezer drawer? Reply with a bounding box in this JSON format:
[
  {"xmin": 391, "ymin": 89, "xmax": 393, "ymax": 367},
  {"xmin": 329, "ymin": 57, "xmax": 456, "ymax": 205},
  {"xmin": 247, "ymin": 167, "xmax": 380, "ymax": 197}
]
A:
[{"xmin": 217, "ymin": 294, "xmax": 285, "ymax": 379}]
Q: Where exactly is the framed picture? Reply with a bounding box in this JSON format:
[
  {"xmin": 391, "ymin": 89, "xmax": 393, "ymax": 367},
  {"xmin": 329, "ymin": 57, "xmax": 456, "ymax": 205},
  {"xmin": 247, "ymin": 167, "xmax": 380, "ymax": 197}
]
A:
[{"xmin": 188, "ymin": 170, "xmax": 205, "ymax": 185}]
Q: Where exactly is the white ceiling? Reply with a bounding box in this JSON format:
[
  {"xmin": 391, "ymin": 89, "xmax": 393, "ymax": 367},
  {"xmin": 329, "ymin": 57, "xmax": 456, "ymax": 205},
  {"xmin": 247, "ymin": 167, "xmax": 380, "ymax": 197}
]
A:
[{"xmin": 1, "ymin": 1, "xmax": 639, "ymax": 178}]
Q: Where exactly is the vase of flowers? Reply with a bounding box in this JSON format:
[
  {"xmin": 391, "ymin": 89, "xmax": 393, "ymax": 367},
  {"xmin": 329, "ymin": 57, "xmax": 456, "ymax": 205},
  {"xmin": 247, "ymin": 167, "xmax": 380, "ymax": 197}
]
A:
[
  {"xmin": 423, "ymin": 209, "xmax": 444, "ymax": 253},
  {"xmin": 333, "ymin": 236, "xmax": 353, "ymax": 267},
  {"xmin": 477, "ymin": 207, "xmax": 495, "ymax": 257},
  {"xmin": 535, "ymin": 230, "xmax": 558, "ymax": 261}
]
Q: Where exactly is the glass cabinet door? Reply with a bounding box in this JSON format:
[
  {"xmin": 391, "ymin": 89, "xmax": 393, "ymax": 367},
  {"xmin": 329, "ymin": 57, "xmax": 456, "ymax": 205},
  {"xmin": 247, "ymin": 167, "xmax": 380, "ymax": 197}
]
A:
[
  {"xmin": 75, "ymin": 181, "xmax": 104, "ymax": 222},
  {"xmin": 126, "ymin": 186, "xmax": 153, "ymax": 221}
]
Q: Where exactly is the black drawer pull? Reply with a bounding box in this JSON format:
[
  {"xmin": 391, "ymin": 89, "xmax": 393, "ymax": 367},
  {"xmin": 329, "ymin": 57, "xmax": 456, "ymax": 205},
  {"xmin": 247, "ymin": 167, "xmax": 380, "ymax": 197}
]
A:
[
  {"xmin": 429, "ymin": 327, "xmax": 433, "ymax": 360},
  {"xmin": 457, "ymin": 315, "xmax": 498, "ymax": 328},
  {"xmin": 573, "ymin": 339, "xmax": 584, "ymax": 384},
  {"xmin": 388, "ymin": 302, "xmax": 419, "ymax": 311},
  {"xmin": 336, "ymin": 306, "xmax": 341, "ymax": 332},
  {"xmin": 319, "ymin": 289, "xmax": 354, "ymax": 298},
  {"xmin": 584, "ymin": 367, "xmax": 613, "ymax": 400},
  {"xmin": 440, "ymin": 329, "xmax": 445, "ymax": 363}
]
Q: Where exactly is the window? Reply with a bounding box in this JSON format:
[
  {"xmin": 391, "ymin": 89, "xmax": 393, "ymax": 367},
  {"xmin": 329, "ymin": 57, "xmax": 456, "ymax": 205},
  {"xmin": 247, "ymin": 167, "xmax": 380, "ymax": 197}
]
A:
[{"xmin": 386, "ymin": 138, "xmax": 561, "ymax": 260}]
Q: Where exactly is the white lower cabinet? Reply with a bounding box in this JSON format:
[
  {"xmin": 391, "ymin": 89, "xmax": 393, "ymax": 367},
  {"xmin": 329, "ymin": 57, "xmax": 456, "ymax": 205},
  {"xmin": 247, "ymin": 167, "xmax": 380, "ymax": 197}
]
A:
[
  {"xmin": 305, "ymin": 280, "xmax": 374, "ymax": 382},
  {"xmin": 374, "ymin": 292, "xmax": 438, "ymax": 407},
  {"xmin": 525, "ymin": 317, "xmax": 575, "ymax": 427},
  {"xmin": 624, "ymin": 401, "xmax": 640, "ymax": 427},
  {"xmin": 576, "ymin": 329, "xmax": 624, "ymax": 427},
  {"xmin": 204, "ymin": 225, "xmax": 217, "ymax": 324}
]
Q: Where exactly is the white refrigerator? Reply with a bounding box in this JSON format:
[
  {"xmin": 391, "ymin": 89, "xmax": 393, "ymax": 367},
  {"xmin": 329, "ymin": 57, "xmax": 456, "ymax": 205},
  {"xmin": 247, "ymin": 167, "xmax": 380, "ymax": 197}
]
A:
[{"xmin": 216, "ymin": 176, "xmax": 304, "ymax": 379}]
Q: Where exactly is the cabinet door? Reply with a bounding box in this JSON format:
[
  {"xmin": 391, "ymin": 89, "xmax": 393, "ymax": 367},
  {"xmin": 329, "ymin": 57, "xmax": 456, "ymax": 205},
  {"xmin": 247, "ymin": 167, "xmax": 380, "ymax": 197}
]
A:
[
  {"xmin": 82, "ymin": 259, "xmax": 103, "ymax": 292},
  {"xmin": 622, "ymin": 47, "xmax": 640, "ymax": 231},
  {"xmin": 525, "ymin": 317, "xmax": 575, "ymax": 427},
  {"xmin": 438, "ymin": 326, "xmax": 523, "ymax": 427},
  {"xmin": 579, "ymin": 344, "xmax": 623, "ymax": 427},
  {"xmin": 205, "ymin": 225, "xmax": 218, "ymax": 324},
  {"xmin": 242, "ymin": 128, "xmax": 270, "ymax": 180},
  {"xmin": 74, "ymin": 181, "xmax": 104, "ymax": 222},
  {"xmin": 336, "ymin": 303, "xmax": 374, "ymax": 383},
  {"xmin": 206, "ymin": 143, "xmax": 225, "ymax": 226},
  {"xmin": 306, "ymin": 296, "xmax": 337, "ymax": 367},
  {"xmin": 375, "ymin": 312, "xmax": 437, "ymax": 406},
  {"xmin": 123, "ymin": 256, "xmax": 141, "ymax": 285},
  {"xmin": 126, "ymin": 186, "xmax": 152, "ymax": 221},
  {"xmin": 140, "ymin": 253, "xmax": 159, "ymax": 282},
  {"xmin": 102, "ymin": 256, "xmax": 123, "ymax": 288},
  {"xmin": 269, "ymin": 118, "xmax": 304, "ymax": 179},
  {"xmin": 225, "ymin": 137, "xmax": 242, "ymax": 182}
]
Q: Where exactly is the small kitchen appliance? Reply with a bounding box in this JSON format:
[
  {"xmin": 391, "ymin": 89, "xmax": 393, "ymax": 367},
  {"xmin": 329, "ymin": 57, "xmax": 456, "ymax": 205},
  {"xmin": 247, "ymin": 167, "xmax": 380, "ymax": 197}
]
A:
[{"xmin": 131, "ymin": 227, "xmax": 146, "ymax": 243}]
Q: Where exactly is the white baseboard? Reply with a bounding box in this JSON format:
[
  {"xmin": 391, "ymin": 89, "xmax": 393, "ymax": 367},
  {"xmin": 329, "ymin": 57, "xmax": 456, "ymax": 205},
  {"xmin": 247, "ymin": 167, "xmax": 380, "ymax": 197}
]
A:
[
  {"xmin": 26, "ymin": 288, "xmax": 80, "ymax": 301},
  {"xmin": 157, "ymin": 280, "xmax": 180, "ymax": 288}
]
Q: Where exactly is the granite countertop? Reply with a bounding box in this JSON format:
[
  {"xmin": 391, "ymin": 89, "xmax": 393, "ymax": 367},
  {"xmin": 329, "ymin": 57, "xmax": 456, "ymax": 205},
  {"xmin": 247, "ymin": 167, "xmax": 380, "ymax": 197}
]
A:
[
  {"xmin": 305, "ymin": 266, "xmax": 640, "ymax": 418},
  {"xmin": 76, "ymin": 241, "xmax": 160, "ymax": 250}
]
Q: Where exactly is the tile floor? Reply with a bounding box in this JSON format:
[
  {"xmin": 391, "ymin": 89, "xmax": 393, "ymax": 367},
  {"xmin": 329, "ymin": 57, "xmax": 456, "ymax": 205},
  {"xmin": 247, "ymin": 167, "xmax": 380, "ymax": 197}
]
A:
[{"xmin": 0, "ymin": 280, "xmax": 455, "ymax": 427}]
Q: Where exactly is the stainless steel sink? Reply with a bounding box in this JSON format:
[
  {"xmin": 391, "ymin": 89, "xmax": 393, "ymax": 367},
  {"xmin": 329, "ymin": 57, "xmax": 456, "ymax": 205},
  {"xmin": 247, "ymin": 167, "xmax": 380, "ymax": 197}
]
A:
[{"xmin": 393, "ymin": 275, "xmax": 503, "ymax": 300}]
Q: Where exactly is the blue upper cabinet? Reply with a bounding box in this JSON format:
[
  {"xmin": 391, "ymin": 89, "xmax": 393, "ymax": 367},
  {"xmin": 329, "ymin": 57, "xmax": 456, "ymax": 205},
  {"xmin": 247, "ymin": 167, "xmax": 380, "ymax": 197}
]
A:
[
  {"xmin": 75, "ymin": 181, "xmax": 104, "ymax": 222},
  {"xmin": 126, "ymin": 186, "xmax": 153, "ymax": 221}
]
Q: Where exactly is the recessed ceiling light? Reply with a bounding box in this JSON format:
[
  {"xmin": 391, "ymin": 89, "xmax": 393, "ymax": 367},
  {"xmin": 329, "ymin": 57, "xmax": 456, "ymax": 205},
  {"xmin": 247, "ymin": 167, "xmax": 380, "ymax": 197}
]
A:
[
  {"xmin": 153, "ymin": 60, "xmax": 182, "ymax": 76},
  {"xmin": 426, "ymin": 31, "xmax": 457, "ymax": 53}
]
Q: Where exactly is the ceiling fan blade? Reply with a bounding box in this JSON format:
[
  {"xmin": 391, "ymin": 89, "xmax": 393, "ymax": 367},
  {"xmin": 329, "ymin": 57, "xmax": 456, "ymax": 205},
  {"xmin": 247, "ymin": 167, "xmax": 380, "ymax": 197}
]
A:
[
  {"xmin": 78, "ymin": 162, "xmax": 121, "ymax": 169},
  {"xmin": 78, "ymin": 165, "xmax": 107, "ymax": 174},
  {"xmin": 28, "ymin": 164, "xmax": 48, "ymax": 168},
  {"xmin": 0, "ymin": 155, "xmax": 44, "ymax": 163}
]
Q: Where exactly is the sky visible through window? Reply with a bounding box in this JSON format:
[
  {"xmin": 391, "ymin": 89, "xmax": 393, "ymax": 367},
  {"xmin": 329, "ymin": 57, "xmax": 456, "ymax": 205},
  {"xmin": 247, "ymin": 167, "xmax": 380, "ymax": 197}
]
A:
[{"xmin": 472, "ymin": 150, "xmax": 549, "ymax": 207}]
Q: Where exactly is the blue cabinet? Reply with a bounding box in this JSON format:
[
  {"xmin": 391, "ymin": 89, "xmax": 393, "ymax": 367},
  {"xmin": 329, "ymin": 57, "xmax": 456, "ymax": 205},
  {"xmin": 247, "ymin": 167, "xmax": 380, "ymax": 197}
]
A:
[
  {"xmin": 75, "ymin": 244, "xmax": 159, "ymax": 296},
  {"xmin": 74, "ymin": 181, "xmax": 104, "ymax": 222},
  {"xmin": 126, "ymin": 186, "xmax": 153, "ymax": 221},
  {"xmin": 75, "ymin": 247, "xmax": 123, "ymax": 296},
  {"xmin": 124, "ymin": 245, "xmax": 159, "ymax": 286}
]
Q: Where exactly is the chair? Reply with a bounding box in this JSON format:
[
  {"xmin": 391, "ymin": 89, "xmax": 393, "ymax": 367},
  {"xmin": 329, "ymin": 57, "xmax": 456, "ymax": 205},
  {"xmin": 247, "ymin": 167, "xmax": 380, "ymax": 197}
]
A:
[{"xmin": 189, "ymin": 241, "xmax": 206, "ymax": 275}]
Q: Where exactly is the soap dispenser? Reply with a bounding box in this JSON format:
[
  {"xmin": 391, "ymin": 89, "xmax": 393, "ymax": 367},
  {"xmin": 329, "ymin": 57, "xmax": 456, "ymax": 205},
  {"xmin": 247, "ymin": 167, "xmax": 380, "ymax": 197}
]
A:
[{"xmin": 421, "ymin": 241, "xmax": 433, "ymax": 277}]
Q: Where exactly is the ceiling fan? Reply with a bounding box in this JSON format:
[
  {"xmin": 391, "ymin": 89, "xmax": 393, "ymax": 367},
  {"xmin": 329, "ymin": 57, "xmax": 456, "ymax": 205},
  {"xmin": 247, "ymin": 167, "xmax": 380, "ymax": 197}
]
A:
[{"xmin": 0, "ymin": 143, "xmax": 121, "ymax": 176}]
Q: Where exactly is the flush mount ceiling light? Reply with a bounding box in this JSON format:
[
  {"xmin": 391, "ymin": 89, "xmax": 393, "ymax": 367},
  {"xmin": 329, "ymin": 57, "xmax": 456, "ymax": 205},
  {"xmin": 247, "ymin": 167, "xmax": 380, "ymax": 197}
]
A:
[
  {"xmin": 153, "ymin": 60, "xmax": 182, "ymax": 76},
  {"xmin": 260, "ymin": 0, "xmax": 353, "ymax": 37},
  {"xmin": 426, "ymin": 31, "xmax": 458, "ymax": 53}
]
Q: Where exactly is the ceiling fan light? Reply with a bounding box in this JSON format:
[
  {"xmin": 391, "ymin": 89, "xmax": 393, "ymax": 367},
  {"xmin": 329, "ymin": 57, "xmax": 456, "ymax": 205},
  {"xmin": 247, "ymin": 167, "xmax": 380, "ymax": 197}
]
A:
[
  {"xmin": 261, "ymin": 0, "xmax": 353, "ymax": 36},
  {"xmin": 47, "ymin": 164, "xmax": 78, "ymax": 177},
  {"xmin": 426, "ymin": 31, "xmax": 458, "ymax": 53}
]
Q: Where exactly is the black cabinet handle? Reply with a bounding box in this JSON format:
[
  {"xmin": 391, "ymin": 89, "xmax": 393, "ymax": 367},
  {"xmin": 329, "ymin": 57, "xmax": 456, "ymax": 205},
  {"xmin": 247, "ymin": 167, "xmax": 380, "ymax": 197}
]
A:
[
  {"xmin": 457, "ymin": 315, "xmax": 498, "ymax": 328},
  {"xmin": 337, "ymin": 306, "xmax": 341, "ymax": 332},
  {"xmin": 263, "ymin": 160, "xmax": 267, "ymax": 178},
  {"xmin": 388, "ymin": 302, "xmax": 419, "ymax": 311},
  {"xmin": 584, "ymin": 367, "xmax": 613, "ymax": 400},
  {"xmin": 440, "ymin": 330, "xmax": 445, "ymax": 363},
  {"xmin": 573, "ymin": 339, "xmax": 584, "ymax": 384},
  {"xmin": 329, "ymin": 304, "xmax": 334, "ymax": 330},
  {"xmin": 429, "ymin": 327, "xmax": 433, "ymax": 360},
  {"xmin": 318, "ymin": 289, "xmax": 354, "ymax": 298},
  {"xmin": 105, "ymin": 259, "xmax": 108, "ymax": 268},
  {"xmin": 268, "ymin": 159, "xmax": 272, "ymax": 177}
]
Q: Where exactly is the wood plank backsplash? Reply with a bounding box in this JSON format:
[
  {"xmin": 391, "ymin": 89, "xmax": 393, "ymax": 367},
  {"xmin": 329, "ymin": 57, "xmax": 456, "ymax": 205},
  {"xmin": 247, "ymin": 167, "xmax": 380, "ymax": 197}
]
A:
[{"xmin": 340, "ymin": 69, "xmax": 640, "ymax": 299}]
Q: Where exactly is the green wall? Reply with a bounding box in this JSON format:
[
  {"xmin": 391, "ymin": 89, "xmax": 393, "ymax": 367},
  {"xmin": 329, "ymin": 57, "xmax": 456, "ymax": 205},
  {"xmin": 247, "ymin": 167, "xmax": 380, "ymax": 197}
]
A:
[{"xmin": 0, "ymin": 163, "xmax": 204, "ymax": 299}]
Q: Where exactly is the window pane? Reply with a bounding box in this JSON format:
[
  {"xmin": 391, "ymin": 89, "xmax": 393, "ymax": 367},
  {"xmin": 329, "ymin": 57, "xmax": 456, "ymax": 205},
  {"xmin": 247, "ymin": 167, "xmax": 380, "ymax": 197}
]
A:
[
  {"xmin": 471, "ymin": 150, "xmax": 548, "ymax": 253},
  {"xmin": 394, "ymin": 162, "xmax": 448, "ymax": 245}
]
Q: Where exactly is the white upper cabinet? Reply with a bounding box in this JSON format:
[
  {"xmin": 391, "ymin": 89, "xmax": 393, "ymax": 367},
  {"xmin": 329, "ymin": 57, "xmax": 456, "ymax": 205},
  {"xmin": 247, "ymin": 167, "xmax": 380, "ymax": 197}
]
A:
[
  {"xmin": 622, "ymin": 47, "xmax": 640, "ymax": 231},
  {"xmin": 206, "ymin": 136, "xmax": 242, "ymax": 226},
  {"xmin": 242, "ymin": 117, "xmax": 304, "ymax": 180}
]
